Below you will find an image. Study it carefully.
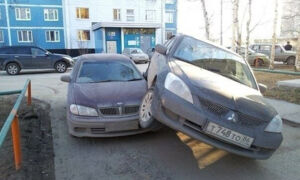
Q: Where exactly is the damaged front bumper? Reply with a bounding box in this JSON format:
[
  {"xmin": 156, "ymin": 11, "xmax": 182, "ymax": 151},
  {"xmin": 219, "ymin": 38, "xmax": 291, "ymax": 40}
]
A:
[{"xmin": 151, "ymin": 86, "xmax": 283, "ymax": 159}]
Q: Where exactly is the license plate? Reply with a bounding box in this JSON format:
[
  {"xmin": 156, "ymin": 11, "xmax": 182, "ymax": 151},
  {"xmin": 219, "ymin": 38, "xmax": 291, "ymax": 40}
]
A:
[{"xmin": 205, "ymin": 122, "xmax": 254, "ymax": 148}]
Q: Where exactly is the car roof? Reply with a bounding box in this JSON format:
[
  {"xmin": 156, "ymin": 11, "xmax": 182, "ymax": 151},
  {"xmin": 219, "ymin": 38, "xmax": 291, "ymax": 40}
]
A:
[
  {"xmin": 78, "ymin": 53, "xmax": 132, "ymax": 63},
  {"xmin": 0, "ymin": 45, "xmax": 39, "ymax": 49}
]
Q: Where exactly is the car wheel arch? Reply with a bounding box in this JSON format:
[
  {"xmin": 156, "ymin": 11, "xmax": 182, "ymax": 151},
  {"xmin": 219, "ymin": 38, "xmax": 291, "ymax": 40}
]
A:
[{"xmin": 5, "ymin": 61, "xmax": 22, "ymax": 70}]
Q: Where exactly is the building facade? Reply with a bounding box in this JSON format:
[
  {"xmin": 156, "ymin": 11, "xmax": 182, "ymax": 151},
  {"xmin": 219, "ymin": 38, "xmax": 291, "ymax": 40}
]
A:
[
  {"xmin": 0, "ymin": 0, "xmax": 65, "ymax": 49},
  {"xmin": 165, "ymin": 0, "xmax": 177, "ymax": 40},
  {"xmin": 64, "ymin": 0, "xmax": 167, "ymax": 54}
]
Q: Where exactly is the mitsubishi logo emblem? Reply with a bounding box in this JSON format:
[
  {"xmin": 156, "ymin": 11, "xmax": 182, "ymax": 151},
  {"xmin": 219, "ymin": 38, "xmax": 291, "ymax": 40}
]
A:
[{"xmin": 226, "ymin": 111, "xmax": 237, "ymax": 122}]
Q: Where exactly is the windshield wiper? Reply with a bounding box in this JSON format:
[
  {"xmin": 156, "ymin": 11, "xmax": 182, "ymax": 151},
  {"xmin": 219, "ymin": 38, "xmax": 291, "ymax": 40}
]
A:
[{"xmin": 127, "ymin": 78, "xmax": 143, "ymax": 81}]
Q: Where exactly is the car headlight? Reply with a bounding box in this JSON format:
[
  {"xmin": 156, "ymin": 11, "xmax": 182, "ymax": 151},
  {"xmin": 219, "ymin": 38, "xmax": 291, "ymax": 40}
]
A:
[
  {"xmin": 265, "ymin": 115, "xmax": 282, "ymax": 133},
  {"xmin": 70, "ymin": 104, "xmax": 98, "ymax": 117},
  {"xmin": 164, "ymin": 72, "xmax": 193, "ymax": 104}
]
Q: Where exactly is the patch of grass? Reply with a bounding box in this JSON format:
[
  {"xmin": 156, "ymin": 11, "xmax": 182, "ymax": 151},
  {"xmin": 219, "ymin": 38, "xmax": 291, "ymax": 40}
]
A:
[{"xmin": 254, "ymin": 71, "xmax": 300, "ymax": 104}]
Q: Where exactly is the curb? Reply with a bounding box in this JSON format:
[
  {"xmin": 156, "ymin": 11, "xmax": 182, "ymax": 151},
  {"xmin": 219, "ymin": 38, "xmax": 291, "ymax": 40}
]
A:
[
  {"xmin": 253, "ymin": 68, "xmax": 300, "ymax": 75},
  {"xmin": 282, "ymin": 118, "xmax": 300, "ymax": 127}
]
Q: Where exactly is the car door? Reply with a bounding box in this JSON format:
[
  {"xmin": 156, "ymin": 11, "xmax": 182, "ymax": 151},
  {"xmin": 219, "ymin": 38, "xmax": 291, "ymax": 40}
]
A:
[
  {"xmin": 259, "ymin": 45, "xmax": 271, "ymax": 56},
  {"xmin": 14, "ymin": 47, "xmax": 33, "ymax": 69},
  {"xmin": 30, "ymin": 47, "xmax": 52, "ymax": 68},
  {"xmin": 274, "ymin": 45, "xmax": 285, "ymax": 62}
]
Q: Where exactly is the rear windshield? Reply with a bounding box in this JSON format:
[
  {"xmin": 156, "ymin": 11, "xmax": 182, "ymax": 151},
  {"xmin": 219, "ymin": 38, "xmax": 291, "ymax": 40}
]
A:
[
  {"xmin": 173, "ymin": 37, "xmax": 257, "ymax": 89},
  {"xmin": 77, "ymin": 61, "xmax": 142, "ymax": 83}
]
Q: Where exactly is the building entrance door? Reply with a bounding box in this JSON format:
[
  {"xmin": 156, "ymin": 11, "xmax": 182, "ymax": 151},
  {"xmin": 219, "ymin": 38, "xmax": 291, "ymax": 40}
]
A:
[{"xmin": 106, "ymin": 41, "xmax": 117, "ymax": 53}]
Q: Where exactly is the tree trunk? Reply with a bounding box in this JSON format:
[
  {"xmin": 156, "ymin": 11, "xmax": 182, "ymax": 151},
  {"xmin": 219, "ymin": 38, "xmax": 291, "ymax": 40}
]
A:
[
  {"xmin": 232, "ymin": 0, "xmax": 239, "ymax": 52},
  {"xmin": 295, "ymin": 33, "xmax": 300, "ymax": 71},
  {"xmin": 269, "ymin": 0, "xmax": 278, "ymax": 70},
  {"xmin": 200, "ymin": 0, "xmax": 210, "ymax": 40},
  {"xmin": 245, "ymin": 0, "xmax": 252, "ymax": 62}
]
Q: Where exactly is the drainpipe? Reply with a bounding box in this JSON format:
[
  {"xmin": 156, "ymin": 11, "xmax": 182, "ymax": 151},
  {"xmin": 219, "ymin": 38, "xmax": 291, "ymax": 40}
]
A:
[{"xmin": 4, "ymin": 0, "xmax": 12, "ymax": 46}]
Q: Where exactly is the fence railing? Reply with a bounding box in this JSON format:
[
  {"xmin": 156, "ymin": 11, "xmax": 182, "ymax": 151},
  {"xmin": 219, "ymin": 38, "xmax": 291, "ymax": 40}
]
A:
[{"xmin": 0, "ymin": 79, "xmax": 31, "ymax": 170}]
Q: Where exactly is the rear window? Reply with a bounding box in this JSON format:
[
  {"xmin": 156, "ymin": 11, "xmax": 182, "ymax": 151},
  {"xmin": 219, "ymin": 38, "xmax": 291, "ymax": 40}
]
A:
[{"xmin": 77, "ymin": 61, "xmax": 142, "ymax": 83}]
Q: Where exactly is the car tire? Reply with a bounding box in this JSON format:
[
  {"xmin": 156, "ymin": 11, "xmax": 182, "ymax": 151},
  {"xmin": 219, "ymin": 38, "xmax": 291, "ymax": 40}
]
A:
[
  {"xmin": 139, "ymin": 88, "xmax": 160, "ymax": 129},
  {"xmin": 287, "ymin": 57, "xmax": 295, "ymax": 65},
  {"xmin": 55, "ymin": 61, "xmax": 67, "ymax": 73},
  {"xmin": 6, "ymin": 63, "xmax": 21, "ymax": 75},
  {"xmin": 258, "ymin": 59, "xmax": 263, "ymax": 66}
]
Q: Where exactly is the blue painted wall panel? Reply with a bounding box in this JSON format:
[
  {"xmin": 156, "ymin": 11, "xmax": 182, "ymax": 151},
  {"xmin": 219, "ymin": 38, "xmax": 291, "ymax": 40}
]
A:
[
  {"xmin": 8, "ymin": 6, "xmax": 64, "ymax": 27},
  {"xmin": 10, "ymin": 29, "xmax": 65, "ymax": 49},
  {"xmin": 7, "ymin": 0, "xmax": 62, "ymax": 5},
  {"xmin": 0, "ymin": 5, "xmax": 7, "ymax": 27},
  {"xmin": 94, "ymin": 28, "xmax": 104, "ymax": 53}
]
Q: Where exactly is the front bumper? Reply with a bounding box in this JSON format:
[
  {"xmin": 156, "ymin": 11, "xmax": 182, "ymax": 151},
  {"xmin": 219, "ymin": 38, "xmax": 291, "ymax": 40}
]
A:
[
  {"xmin": 151, "ymin": 87, "xmax": 283, "ymax": 159},
  {"xmin": 67, "ymin": 112, "xmax": 151, "ymax": 137}
]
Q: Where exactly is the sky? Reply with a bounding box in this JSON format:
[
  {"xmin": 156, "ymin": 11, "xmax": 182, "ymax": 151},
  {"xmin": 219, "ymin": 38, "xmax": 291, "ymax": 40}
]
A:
[{"xmin": 178, "ymin": 0, "xmax": 283, "ymax": 46}]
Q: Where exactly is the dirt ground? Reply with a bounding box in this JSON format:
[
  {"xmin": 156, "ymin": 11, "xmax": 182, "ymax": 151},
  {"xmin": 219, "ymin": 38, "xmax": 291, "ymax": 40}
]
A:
[
  {"xmin": 0, "ymin": 95, "xmax": 55, "ymax": 180},
  {"xmin": 254, "ymin": 71, "xmax": 300, "ymax": 104}
]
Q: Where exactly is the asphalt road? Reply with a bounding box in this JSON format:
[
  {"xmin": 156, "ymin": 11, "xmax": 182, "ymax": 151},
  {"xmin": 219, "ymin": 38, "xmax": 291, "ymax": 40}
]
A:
[{"xmin": 0, "ymin": 64, "xmax": 299, "ymax": 180}]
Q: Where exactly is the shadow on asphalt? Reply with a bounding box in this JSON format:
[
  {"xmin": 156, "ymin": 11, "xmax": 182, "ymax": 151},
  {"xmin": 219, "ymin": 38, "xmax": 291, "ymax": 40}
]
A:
[{"xmin": 0, "ymin": 69, "xmax": 71, "ymax": 76}]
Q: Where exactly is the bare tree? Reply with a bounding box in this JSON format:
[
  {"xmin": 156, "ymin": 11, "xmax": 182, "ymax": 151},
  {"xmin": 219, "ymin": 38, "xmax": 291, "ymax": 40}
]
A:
[
  {"xmin": 200, "ymin": 0, "xmax": 210, "ymax": 40},
  {"xmin": 296, "ymin": 33, "xmax": 300, "ymax": 71},
  {"xmin": 245, "ymin": 0, "xmax": 252, "ymax": 62},
  {"xmin": 269, "ymin": 0, "xmax": 279, "ymax": 70},
  {"xmin": 232, "ymin": 0, "xmax": 239, "ymax": 52}
]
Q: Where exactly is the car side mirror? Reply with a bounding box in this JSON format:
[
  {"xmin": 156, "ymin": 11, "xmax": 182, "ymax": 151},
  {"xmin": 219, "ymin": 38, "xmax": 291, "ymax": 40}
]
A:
[
  {"xmin": 155, "ymin": 44, "xmax": 167, "ymax": 55},
  {"xmin": 45, "ymin": 51, "xmax": 50, "ymax": 56},
  {"xmin": 61, "ymin": 75, "xmax": 71, "ymax": 83},
  {"xmin": 258, "ymin": 83, "xmax": 267, "ymax": 94}
]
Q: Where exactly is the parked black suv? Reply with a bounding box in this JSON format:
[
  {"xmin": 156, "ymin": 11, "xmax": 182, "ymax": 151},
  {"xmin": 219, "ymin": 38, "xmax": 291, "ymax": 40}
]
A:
[{"xmin": 0, "ymin": 46, "xmax": 74, "ymax": 75}]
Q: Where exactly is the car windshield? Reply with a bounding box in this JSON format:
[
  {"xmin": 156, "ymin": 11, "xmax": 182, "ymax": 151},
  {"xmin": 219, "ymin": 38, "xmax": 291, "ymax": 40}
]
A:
[
  {"xmin": 77, "ymin": 61, "xmax": 142, "ymax": 83},
  {"xmin": 131, "ymin": 49, "xmax": 143, "ymax": 54},
  {"xmin": 173, "ymin": 37, "xmax": 257, "ymax": 89}
]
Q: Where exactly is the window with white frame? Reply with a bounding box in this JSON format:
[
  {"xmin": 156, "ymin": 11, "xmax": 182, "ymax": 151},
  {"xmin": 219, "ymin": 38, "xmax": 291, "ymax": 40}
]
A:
[
  {"xmin": 44, "ymin": 9, "xmax": 58, "ymax": 21},
  {"xmin": 17, "ymin": 30, "xmax": 33, "ymax": 42},
  {"xmin": 126, "ymin": 9, "xmax": 134, "ymax": 21},
  {"xmin": 76, "ymin": 8, "xmax": 89, "ymax": 19},
  {"xmin": 166, "ymin": 0, "xmax": 175, "ymax": 4},
  {"xmin": 145, "ymin": 10, "xmax": 155, "ymax": 21},
  {"xmin": 113, "ymin": 9, "xmax": 121, "ymax": 21},
  {"xmin": 15, "ymin": 8, "xmax": 31, "ymax": 20},
  {"xmin": 0, "ymin": 9, "xmax": 2, "ymax": 20},
  {"xmin": 46, "ymin": 30, "xmax": 60, "ymax": 42},
  {"xmin": 78, "ymin": 30, "xmax": 90, "ymax": 41},
  {"xmin": 0, "ymin": 30, "xmax": 4, "ymax": 42},
  {"xmin": 165, "ymin": 12, "xmax": 174, "ymax": 23}
]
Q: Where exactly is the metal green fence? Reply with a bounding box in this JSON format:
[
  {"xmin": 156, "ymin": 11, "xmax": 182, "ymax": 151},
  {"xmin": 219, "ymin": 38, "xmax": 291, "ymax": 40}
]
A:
[{"xmin": 0, "ymin": 79, "xmax": 32, "ymax": 170}]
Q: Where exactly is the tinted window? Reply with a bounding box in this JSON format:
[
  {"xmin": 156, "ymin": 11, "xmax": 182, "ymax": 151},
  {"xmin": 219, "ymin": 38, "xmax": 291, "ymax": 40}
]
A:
[
  {"xmin": 31, "ymin": 48, "xmax": 45, "ymax": 56},
  {"xmin": 275, "ymin": 46, "xmax": 282, "ymax": 53},
  {"xmin": 0, "ymin": 48, "xmax": 12, "ymax": 54},
  {"xmin": 252, "ymin": 45, "xmax": 259, "ymax": 51},
  {"xmin": 260, "ymin": 45, "xmax": 271, "ymax": 51},
  {"xmin": 130, "ymin": 48, "xmax": 143, "ymax": 54},
  {"xmin": 173, "ymin": 37, "xmax": 257, "ymax": 89},
  {"xmin": 15, "ymin": 47, "xmax": 31, "ymax": 55},
  {"xmin": 77, "ymin": 61, "xmax": 142, "ymax": 83}
]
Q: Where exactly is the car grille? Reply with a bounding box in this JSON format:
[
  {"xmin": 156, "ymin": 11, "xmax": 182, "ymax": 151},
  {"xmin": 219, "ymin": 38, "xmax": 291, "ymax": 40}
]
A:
[
  {"xmin": 198, "ymin": 97, "xmax": 265, "ymax": 127},
  {"xmin": 99, "ymin": 106, "xmax": 139, "ymax": 116}
]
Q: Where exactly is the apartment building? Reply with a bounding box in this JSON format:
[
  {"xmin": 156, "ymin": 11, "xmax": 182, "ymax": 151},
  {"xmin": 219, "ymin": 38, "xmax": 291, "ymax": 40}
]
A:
[{"xmin": 0, "ymin": 0, "xmax": 65, "ymax": 50}]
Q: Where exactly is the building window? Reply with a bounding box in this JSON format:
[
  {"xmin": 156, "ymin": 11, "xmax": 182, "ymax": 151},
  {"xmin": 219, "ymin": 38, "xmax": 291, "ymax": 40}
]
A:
[
  {"xmin": 113, "ymin": 9, "xmax": 121, "ymax": 21},
  {"xmin": 15, "ymin": 8, "xmax": 31, "ymax": 20},
  {"xmin": 44, "ymin": 9, "xmax": 58, "ymax": 21},
  {"xmin": 76, "ymin": 8, "xmax": 89, "ymax": 19},
  {"xmin": 0, "ymin": 30, "xmax": 3, "ymax": 42},
  {"xmin": 78, "ymin": 30, "xmax": 90, "ymax": 41},
  {"xmin": 126, "ymin": 9, "xmax": 134, "ymax": 21},
  {"xmin": 46, "ymin": 30, "xmax": 60, "ymax": 42},
  {"xmin": 17, "ymin": 30, "xmax": 33, "ymax": 42},
  {"xmin": 165, "ymin": 12, "xmax": 174, "ymax": 23},
  {"xmin": 166, "ymin": 0, "xmax": 175, "ymax": 4},
  {"xmin": 145, "ymin": 10, "xmax": 155, "ymax": 21}
]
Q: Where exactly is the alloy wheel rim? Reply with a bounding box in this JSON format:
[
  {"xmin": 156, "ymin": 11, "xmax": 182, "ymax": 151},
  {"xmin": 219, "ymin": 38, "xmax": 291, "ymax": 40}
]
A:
[
  {"xmin": 57, "ymin": 63, "xmax": 66, "ymax": 72},
  {"xmin": 140, "ymin": 91, "xmax": 153, "ymax": 122},
  {"xmin": 8, "ymin": 65, "xmax": 18, "ymax": 74}
]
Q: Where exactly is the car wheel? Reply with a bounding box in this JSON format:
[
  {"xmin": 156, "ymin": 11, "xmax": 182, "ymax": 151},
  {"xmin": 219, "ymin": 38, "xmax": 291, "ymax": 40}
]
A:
[
  {"xmin": 55, "ymin": 61, "xmax": 67, "ymax": 73},
  {"xmin": 6, "ymin": 63, "xmax": 20, "ymax": 75},
  {"xmin": 139, "ymin": 88, "xmax": 156, "ymax": 128},
  {"xmin": 258, "ymin": 59, "xmax": 264, "ymax": 66},
  {"xmin": 287, "ymin": 57, "xmax": 295, "ymax": 65}
]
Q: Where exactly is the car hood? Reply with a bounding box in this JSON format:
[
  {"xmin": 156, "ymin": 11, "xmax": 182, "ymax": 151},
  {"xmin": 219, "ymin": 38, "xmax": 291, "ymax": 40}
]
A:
[
  {"xmin": 72, "ymin": 80, "xmax": 147, "ymax": 108},
  {"xmin": 253, "ymin": 53, "xmax": 267, "ymax": 58},
  {"xmin": 131, "ymin": 54, "xmax": 148, "ymax": 57},
  {"xmin": 284, "ymin": 51, "xmax": 296, "ymax": 55},
  {"xmin": 172, "ymin": 60, "xmax": 277, "ymax": 122}
]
